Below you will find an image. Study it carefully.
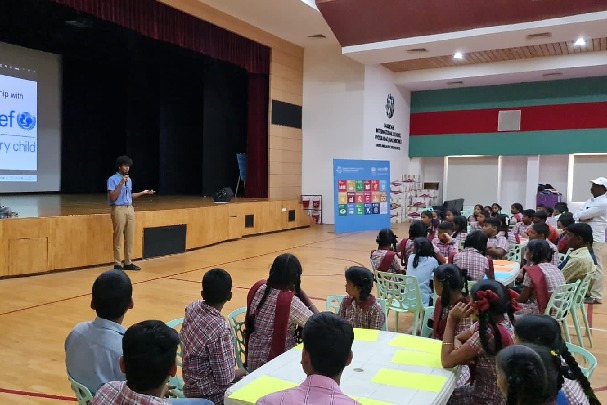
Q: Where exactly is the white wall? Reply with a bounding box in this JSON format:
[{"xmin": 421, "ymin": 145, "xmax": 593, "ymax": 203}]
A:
[
  {"xmin": 500, "ymin": 155, "xmax": 527, "ymax": 210},
  {"xmin": 539, "ymin": 155, "xmax": 569, "ymax": 202}
]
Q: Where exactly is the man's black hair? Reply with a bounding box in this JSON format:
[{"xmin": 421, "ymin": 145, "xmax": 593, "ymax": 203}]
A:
[
  {"xmin": 303, "ymin": 312, "xmax": 354, "ymax": 378},
  {"xmin": 92, "ymin": 270, "xmax": 133, "ymax": 320},
  {"xmin": 116, "ymin": 155, "xmax": 133, "ymax": 168},
  {"xmin": 202, "ymin": 268, "xmax": 232, "ymax": 305},
  {"xmin": 566, "ymin": 223, "xmax": 594, "ymax": 245},
  {"xmin": 557, "ymin": 212, "xmax": 575, "ymax": 228}
]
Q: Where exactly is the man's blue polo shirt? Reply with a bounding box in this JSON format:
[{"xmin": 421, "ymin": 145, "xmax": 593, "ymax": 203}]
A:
[{"xmin": 107, "ymin": 173, "xmax": 132, "ymax": 206}]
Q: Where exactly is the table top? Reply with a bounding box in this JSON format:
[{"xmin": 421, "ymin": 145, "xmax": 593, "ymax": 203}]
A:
[
  {"xmin": 225, "ymin": 329, "xmax": 457, "ymax": 405},
  {"xmin": 492, "ymin": 260, "xmax": 520, "ymax": 286}
]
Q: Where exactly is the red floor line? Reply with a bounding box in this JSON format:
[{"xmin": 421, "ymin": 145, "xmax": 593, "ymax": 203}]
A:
[
  {"xmin": 0, "ymin": 387, "xmax": 76, "ymax": 401},
  {"xmin": 0, "ymin": 234, "xmax": 349, "ymax": 317},
  {"xmin": 595, "ymin": 385, "xmax": 607, "ymax": 392}
]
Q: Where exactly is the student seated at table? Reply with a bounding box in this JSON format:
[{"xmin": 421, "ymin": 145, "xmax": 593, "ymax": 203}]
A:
[
  {"xmin": 515, "ymin": 314, "xmax": 600, "ymax": 405},
  {"xmin": 516, "ymin": 240, "xmax": 565, "ymax": 315},
  {"xmin": 181, "ymin": 269, "xmax": 246, "ymax": 404},
  {"xmin": 453, "ymin": 231, "xmax": 494, "ymax": 281},
  {"xmin": 531, "ymin": 210, "xmax": 559, "ymax": 243},
  {"xmin": 556, "ymin": 213, "xmax": 574, "ymax": 254},
  {"xmin": 496, "ymin": 345, "xmax": 550, "ymax": 405},
  {"xmin": 559, "ymin": 223, "xmax": 597, "ymax": 284},
  {"xmin": 92, "ymin": 320, "xmax": 212, "ymax": 405},
  {"xmin": 445, "ymin": 209, "xmax": 460, "ymax": 224},
  {"xmin": 483, "ymin": 217, "xmax": 510, "ymax": 259},
  {"xmin": 469, "ymin": 209, "xmax": 490, "ymax": 233},
  {"xmin": 526, "ymin": 223, "xmax": 559, "ymax": 266},
  {"xmin": 245, "ymin": 254, "xmax": 319, "ymax": 372},
  {"xmin": 65, "ymin": 269, "xmax": 133, "ymax": 394},
  {"xmin": 432, "ymin": 222, "xmax": 459, "ymax": 258},
  {"xmin": 432, "ymin": 264, "xmax": 471, "ymax": 340},
  {"xmin": 257, "ymin": 312, "xmax": 360, "ymax": 405},
  {"xmin": 509, "ymin": 203, "xmax": 524, "ymax": 224},
  {"xmin": 468, "ymin": 204, "xmax": 484, "ymax": 224},
  {"xmin": 370, "ymin": 228, "xmax": 402, "ymax": 273},
  {"xmin": 452, "ymin": 216, "xmax": 468, "ymax": 244},
  {"xmin": 512, "ymin": 209, "xmax": 534, "ymax": 239},
  {"xmin": 338, "ymin": 266, "xmax": 386, "ymax": 330},
  {"xmin": 497, "ymin": 214, "xmax": 517, "ymax": 245},
  {"xmin": 407, "ymin": 238, "xmax": 440, "ymax": 306},
  {"xmin": 398, "ymin": 220, "xmax": 446, "ymax": 269},
  {"xmin": 441, "ymin": 280, "xmax": 517, "ymax": 405}
]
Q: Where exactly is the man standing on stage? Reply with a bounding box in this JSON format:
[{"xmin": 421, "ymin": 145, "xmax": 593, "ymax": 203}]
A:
[
  {"xmin": 107, "ymin": 156, "xmax": 155, "ymax": 271},
  {"xmin": 573, "ymin": 177, "xmax": 607, "ymax": 304}
]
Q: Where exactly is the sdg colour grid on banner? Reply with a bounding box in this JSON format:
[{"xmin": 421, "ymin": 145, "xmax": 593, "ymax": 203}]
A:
[{"xmin": 333, "ymin": 159, "xmax": 390, "ymax": 233}]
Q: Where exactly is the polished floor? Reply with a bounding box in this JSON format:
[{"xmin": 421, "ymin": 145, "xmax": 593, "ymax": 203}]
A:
[{"xmin": 0, "ymin": 223, "xmax": 605, "ymax": 404}]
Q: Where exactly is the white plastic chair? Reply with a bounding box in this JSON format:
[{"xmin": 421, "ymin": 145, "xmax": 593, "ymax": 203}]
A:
[{"xmin": 374, "ymin": 271, "xmax": 424, "ymax": 334}]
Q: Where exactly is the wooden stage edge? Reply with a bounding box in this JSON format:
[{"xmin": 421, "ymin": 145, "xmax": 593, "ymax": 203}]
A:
[{"xmin": 0, "ymin": 194, "xmax": 312, "ymax": 278}]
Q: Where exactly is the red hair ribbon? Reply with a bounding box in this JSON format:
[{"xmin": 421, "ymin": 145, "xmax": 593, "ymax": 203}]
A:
[
  {"xmin": 473, "ymin": 290, "xmax": 500, "ymax": 313},
  {"xmin": 507, "ymin": 289, "xmax": 522, "ymax": 312}
]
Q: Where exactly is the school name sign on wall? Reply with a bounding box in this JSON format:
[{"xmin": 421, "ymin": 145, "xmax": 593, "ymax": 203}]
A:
[
  {"xmin": 333, "ymin": 159, "xmax": 391, "ymax": 233},
  {"xmin": 375, "ymin": 94, "xmax": 402, "ymax": 150}
]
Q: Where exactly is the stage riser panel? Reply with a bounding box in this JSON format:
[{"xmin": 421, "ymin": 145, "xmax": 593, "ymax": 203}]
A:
[{"xmin": 0, "ymin": 199, "xmax": 311, "ymax": 277}]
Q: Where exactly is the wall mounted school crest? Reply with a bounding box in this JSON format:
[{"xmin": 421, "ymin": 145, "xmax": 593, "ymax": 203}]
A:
[{"xmin": 385, "ymin": 93, "xmax": 395, "ymax": 119}]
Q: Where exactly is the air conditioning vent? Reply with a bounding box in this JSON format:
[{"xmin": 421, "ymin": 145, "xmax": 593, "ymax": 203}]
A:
[
  {"xmin": 447, "ymin": 81, "xmax": 464, "ymax": 86},
  {"xmin": 542, "ymin": 72, "xmax": 563, "ymax": 78},
  {"xmin": 498, "ymin": 110, "xmax": 521, "ymax": 132},
  {"xmin": 407, "ymin": 48, "xmax": 428, "ymax": 54},
  {"xmin": 526, "ymin": 32, "xmax": 552, "ymax": 40},
  {"xmin": 308, "ymin": 34, "xmax": 326, "ymax": 39}
]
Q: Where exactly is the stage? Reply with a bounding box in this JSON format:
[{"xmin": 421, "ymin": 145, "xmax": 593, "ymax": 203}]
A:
[{"xmin": 0, "ymin": 194, "xmax": 311, "ymax": 278}]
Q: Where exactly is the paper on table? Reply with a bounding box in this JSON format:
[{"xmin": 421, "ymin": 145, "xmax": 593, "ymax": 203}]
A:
[
  {"xmin": 228, "ymin": 375, "xmax": 298, "ymax": 403},
  {"xmin": 494, "ymin": 265, "xmax": 514, "ymax": 272},
  {"xmin": 352, "ymin": 396, "xmax": 394, "ymax": 405},
  {"xmin": 388, "ymin": 334, "xmax": 442, "ymax": 354},
  {"xmin": 294, "ymin": 343, "xmax": 303, "ymax": 350},
  {"xmin": 391, "ymin": 349, "xmax": 442, "ymax": 369},
  {"xmin": 354, "ymin": 328, "xmax": 380, "ymax": 341},
  {"xmin": 371, "ymin": 368, "xmax": 447, "ymax": 393}
]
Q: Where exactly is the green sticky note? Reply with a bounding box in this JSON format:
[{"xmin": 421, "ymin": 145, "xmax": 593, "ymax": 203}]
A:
[
  {"xmin": 388, "ymin": 334, "xmax": 442, "ymax": 354},
  {"xmin": 228, "ymin": 375, "xmax": 298, "ymax": 403},
  {"xmin": 354, "ymin": 328, "xmax": 380, "ymax": 342},
  {"xmin": 352, "ymin": 396, "xmax": 394, "ymax": 405},
  {"xmin": 391, "ymin": 349, "xmax": 442, "ymax": 369},
  {"xmin": 371, "ymin": 368, "xmax": 447, "ymax": 392}
]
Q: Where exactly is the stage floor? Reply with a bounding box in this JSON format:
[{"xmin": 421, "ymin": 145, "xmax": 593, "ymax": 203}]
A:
[{"xmin": 0, "ymin": 194, "xmax": 272, "ymax": 218}]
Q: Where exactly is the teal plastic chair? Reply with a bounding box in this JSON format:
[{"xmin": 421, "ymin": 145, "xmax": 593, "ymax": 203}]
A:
[
  {"xmin": 227, "ymin": 307, "xmax": 247, "ymax": 369},
  {"xmin": 544, "ymin": 281, "xmax": 580, "ymax": 344},
  {"xmin": 569, "ymin": 272, "xmax": 594, "ymax": 348},
  {"xmin": 324, "ymin": 295, "xmax": 388, "ymax": 331},
  {"xmin": 374, "ymin": 271, "xmax": 424, "ymax": 334},
  {"xmin": 421, "ymin": 306, "xmax": 434, "ymax": 338},
  {"xmin": 505, "ymin": 244, "xmax": 522, "ymax": 264},
  {"xmin": 565, "ymin": 342, "xmax": 597, "ymax": 379},
  {"xmin": 67, "ymin": 374, "xmax": 93, "ymax": 405},
  {"xmin": 165, "ymin": 317, "xmax": 185, "ymax": 398}
]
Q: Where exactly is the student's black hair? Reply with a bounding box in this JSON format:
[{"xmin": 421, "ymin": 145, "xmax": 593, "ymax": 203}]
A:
[
  {"xmin": 434, "ymin": 264, "xmax": 467, "ymax": 323},
  {"xmin": 463, "ymin": 231, "xmax": 488, "ymax": 255},
  {"xmin": 515, "ymin": 314, "xmax": 600, "ymax": 405},
  {"xmin": 521, "ymin": 343, "xmax": 561, "ymax": 404},
  {"xmin": 421, "ymin": 210, "xmax": 433, "ymax": 220},
  {"xmin": 497, "ymin": 344, "xmax": 549, "ymax": 405},
  {"xmin": 412, "ymin": 237, "xmax": 435, "ymax": 268},
  {"xmin": 533, "ymin": 210, "xmax": 548, "ymax": 222},
  {"xmin": 122, "ymin": 320, "xmax": 180, "ymax": 392},
  {"xmin": 433, "ymin": 209, "xmax": 445, "ymax": 221},
  {"xmin": 303, "ymin": 312, "xmax": 354, "ymax": 377},
  {"xmin": 525, "ymin": 239, "xmax": 553, "ymax": 264},
  {"xmin": 478, "ymin": 209, "xmax": 491, "ymax": 220},
  {"xmin": 470, "ymin": 280, "xmax": 512, "ymax": 355},
  {"xmin": 115, "ymin": 155, "xmax": 133, "ymax": 168},
  {"xmin": 437, "ymin": 222, "xmax": 454, "ymax": 232},
  {"xmin": 446, "ymin": 209, "xmax": 461, "ymax": 217},
  {"xmin": 511, "ymin": 203, "xmax": 523, "ymax": 213},
  {"xmin": 408, "ymin": 220, "xmax": 429, "ymax": 239},
  {"xmin": 474, "ymin": 204, "xmax": 484, "ymax": 211},
  {"xmin": 522, "ymin": 209, "xmax": 536, "ymax": 219},
  {"xmin": 557, "ymin": 212, "xmax": 575, "ymax": 228},
  {"xmin": 92, "ymin": 270, "xmax": 133, "ymax": 321},
  {"xmin": 545, "ymin": 207, "xmax": 554, "ymax": 216},
  {"xmin": 566, "ymin": 223, "xmax": 594, "ymax": 246},
  {"xmin": 554, "ymin": 202, "xmax": 569, "ymax": 214},
  {"xmin": 376, "ymin": 228, "xmax": 398, "ymax": 251},
  {"xmin": 531, "ymin": 223, "xmax": 550, "ymax": 239},
  {"xmin": 536, "ymin": 204, "xmax": 545, "ymax": 209},
  {"xmin": 483, "ymin": 216, "xmax": 501, "ymax": 230},
  {"xmin": 496, "ymin": 214, "xmax": 510, "ymax": 239},
  {"xmin": 344, "ymin": 266, "xmax": 374, "ymax": 302},
  {"xmin": 492, "ymin": 203, "xmax": 502, "ymax": 212},
  {"xmin": 452, "ymin": 216, "xmax": 468, "ymax": 238},
  {"xmin": 202, "ymin": 268, "xmax": 232, "ymax": 305}
]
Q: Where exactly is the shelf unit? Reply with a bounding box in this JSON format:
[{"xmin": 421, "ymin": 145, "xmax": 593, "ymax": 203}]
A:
[{"xmin": 301, "ymin": 194, "xmax": 322, "ymax": 224}]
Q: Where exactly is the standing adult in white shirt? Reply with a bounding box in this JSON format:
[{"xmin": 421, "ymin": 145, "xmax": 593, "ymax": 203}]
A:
[{"xmin": 573, "ymin": 177, "xmax": 607, "ymax": 304}]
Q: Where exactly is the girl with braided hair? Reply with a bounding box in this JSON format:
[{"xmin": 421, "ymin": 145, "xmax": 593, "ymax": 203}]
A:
[
  {"xmin": 370, "ymin": 228, "xmax": 402, "ymax": 273},
  {"xmin": 515, "ymin": 314, "xmax": 600, "ymax": 405},
  {"xmin": 338, "ymin": 266, "xmax": 386, "ymax": 330},
  {"xmin": 441, "ymin": 280, "xmax": 518, "ymax": 404},
  {"xmin": 245, "ymin": 254, "xmax": 319, "ymax": 371},
  {"xmin": 496, "ymin": 344, "xmax": 549, "ymax": 405},
  {"xmin": 432, "ymin": 264, "xmax": 471, "ymax": 340}
]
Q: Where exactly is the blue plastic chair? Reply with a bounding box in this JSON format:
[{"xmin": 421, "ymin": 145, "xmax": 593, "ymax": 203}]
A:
[
  {"xmin": 325, "ymin": 295, "xmax": 388, "ymax": 331},
  {"xmin": 227, "ymin": 307, "xmax": 247, "ymax": 369},
  {"xmin": 165, "ymin": 317, "xmax": 186, "ymax": 398},
  {"xmin": 236, "ymin": 153, "xmax": 247, "ymax": 196},
  {"xmin": 67, "ymin": 373, "xmax": 93, "ymax": 404}
]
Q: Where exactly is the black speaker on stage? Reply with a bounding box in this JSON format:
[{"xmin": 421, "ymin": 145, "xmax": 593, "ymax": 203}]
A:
[{"xmin": 213, "ymin": 187, "xmax": 234, "ymax": 203}]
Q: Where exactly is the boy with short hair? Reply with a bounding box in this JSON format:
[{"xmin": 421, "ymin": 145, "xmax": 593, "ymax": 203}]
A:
[
  {"xmin": 560, "ymin": 223, "xmax": 597, "ymax": 285},
  {"xmin": 527, "ymin": 223, "xmax": 559, "ymax": 266},
  {"xmin": 531, "ymin": 210, "xmax": 559, "ymax": 243},
  {"xmin": 65, "ymin": 269, "xmax": 133, "ymax": 394},
  {"xmin": 181, "ymin": 269, "xmax": 246, "ymax": 404},
  {"xmin": 483, "ymin": 217, "xmax": 510, "ymax": 259},
  {"xmin": 432, "ymin": 222, "xmax": 458, "ymax": 258},
  {"xmin": 513, "ymin": 209, "xmax": 534, "ymax": 238}
]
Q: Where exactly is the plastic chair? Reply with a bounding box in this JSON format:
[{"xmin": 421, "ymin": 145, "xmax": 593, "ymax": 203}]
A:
[
  {"xmin": 421, "ymin": 306, "xmax": 434, "ymax": 338},
  {"xmin": 565, "ymin": 342, "xmax": 597, "ymax": 379},
  {"xmin": 543, "ymin": 281, "xmax": 580, "ymax": 344},
  {"xmin": 374, "ymin": 271, "xmax": 424, "ymax": 334},
  {"xmin": 235, "ymin": 153, "xmax": 247, "ymax": 196},
  {"xmin": 228, "ymin": 307, "xmax": 247, "ymax": 369},
  {"xmin": 325, "ymin": 295, "xmax": 388, "ymax": 331},
  {"xmin": 67, "ymin": 374, "xmax": 93, "ymax": 405},
  {"xmin": 569, "ymin": 272, "xmax": 594, "ymax": 348},
  {"xmin": 165, "ymin": 317, "xmax": 186, "ymax": 398},
  {"xmin": 505, "ymin": 244, "xmax": 522, "ymax": 264}
]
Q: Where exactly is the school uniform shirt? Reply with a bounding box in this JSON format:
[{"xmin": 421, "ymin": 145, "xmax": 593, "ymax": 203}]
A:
[
  {"xmin": 431, "ymin": 237, "xmax": 459, "ymax": 258},
  {"xmin": 92, "ymin": 381, "xmax": 171, "ymax": 405},
  {"xmin": 487, "ymin": 234, "xmax": 510, "ymax": 252},
  {"xmin": 547, "ymin": 225, "xmax": 560, "ymax": 244},
  {"xmin": 561, "ymin": 247, "xmax": 596, "ymax": 284},
  {"xmin": 181, "ymin": 300, "xmax": 235, "ymax": 404},
  {"xmin": 510, "ymin": 213, "xmax": 523, "ymax": 224},
  {"xmin": 498, "ymin": 231, "xmax": 517, "ymax": 246},
  {"xmin": 518, "ymin": 263, "xmax": 566, "ymax": 315},
  {"xmin": 338, "ymin": 295, "xmax": 386, "ymax": 330},
  {"xmin": 512, "ymin": 222, "xmax": 532, "ymax": 237},
  {"xmin": 453, "ymin": 232, "xmax": 468, "ymax": 244},
  {"xmin": 407, "ymin": 255, "xmax": 439, "ymax": 306},
  {"xmin": 453, "ymin": 248, "xmax": 490, "ymax": 281},
  {"xmin": 402, "ymin": 239, "xmax": 440, "ymax": 267},
  {"xmin": 562, "ymin": 378, "xmax": 590, "ymax": 405},
  {"xmin": 257, "ymin": 375, "xmax": 361, "ymax": 405},
  {"xmin": 370, "ymin": 249, "xmax": 402, "ymax": 273},
  {"xmin": 468, "ymin": 221, "xmax": 482, "ymax": 233},
  {"xmin": 573, "ymin": 194, "xmax": 607, "ymax": 243}
]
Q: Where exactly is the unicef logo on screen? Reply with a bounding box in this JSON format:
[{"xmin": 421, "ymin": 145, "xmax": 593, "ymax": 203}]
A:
[
  {"xmin": 371, "ymin": 167, "xmax": 377, "ymax": 176},
  {"xmin": 17, "ymin": 112, "xmax": 36, "ymax": 130}
]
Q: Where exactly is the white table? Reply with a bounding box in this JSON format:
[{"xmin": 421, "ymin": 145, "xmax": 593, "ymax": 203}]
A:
[{"xmin": 225, "ymin": 330, "xmax": 456, "ymax": 405}]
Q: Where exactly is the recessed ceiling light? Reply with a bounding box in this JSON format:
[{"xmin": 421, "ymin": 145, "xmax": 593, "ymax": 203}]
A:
[
  {"xmin": 574, "ymin": 37, "xmax": 586, "ymax": 46},
  {"xmin": 453, "ymin": 52, "xmax": 464, "ymax": 60}
]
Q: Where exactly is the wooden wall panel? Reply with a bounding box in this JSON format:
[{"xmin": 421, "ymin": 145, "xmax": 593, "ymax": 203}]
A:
[{"xmin": 8, "ymin": 238, "xmax": 48, "ymax": 276}]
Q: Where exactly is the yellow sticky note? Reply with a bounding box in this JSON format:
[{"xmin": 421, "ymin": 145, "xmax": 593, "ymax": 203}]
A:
[
  {"xmin": 352, "ymin": 396, "xmax": 394, "ymax": 405},
  {"xmin": 228, "ymin": 376, "xmax": 298, "ymax": 403},
  {"xmin": 391, "ymin": 350, "xmax": 442, "ymax": 369},
  {"xmin": 388, "ymin": 334, "xmax": 442, "ymax": 354},
  {"xmin": 354, "ymin": 328, "xmax": 380, "ymax": 342},
  {"xmin": 371, "ymin": 368, "xmax": 447, "ymax": 392}
]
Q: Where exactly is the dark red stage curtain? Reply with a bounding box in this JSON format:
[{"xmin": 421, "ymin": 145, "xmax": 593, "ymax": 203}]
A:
[
  {"xmin": 49, "ymin": 0, "xmax": 270, "ymax": 74},
  {"xmin": 245, "ymin": 73, "xmax": 269, "ymax": 198}
]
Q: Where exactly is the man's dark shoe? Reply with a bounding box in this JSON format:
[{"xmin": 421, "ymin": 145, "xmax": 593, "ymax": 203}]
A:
[
  {"xmin": 114, "ymin": 264, "xmax": 123, "ymax": 270},
  {"xmin": 123, "ymin": 263, "xmax": 141, "ymax": 271}
]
